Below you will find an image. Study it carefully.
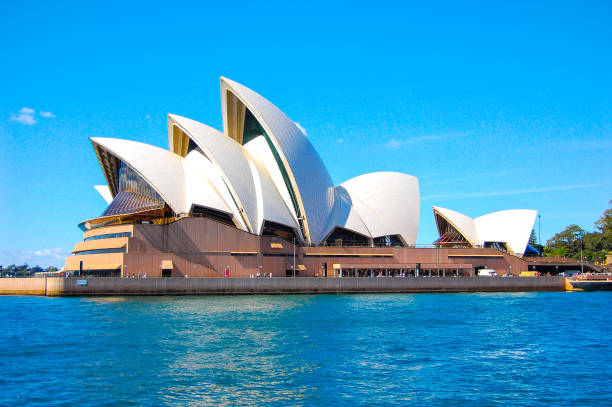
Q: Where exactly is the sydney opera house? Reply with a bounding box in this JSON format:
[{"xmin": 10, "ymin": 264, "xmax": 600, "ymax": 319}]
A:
[
  {"xmin": 433, "ymin": 207, "xmax": 538, "ymax": 255},
  {"xmin": 65, "ymin": 77, "xmax": 537, "ymax": 277}
]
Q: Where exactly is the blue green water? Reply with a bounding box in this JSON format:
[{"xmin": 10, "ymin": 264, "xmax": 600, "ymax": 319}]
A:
[{"xmin": 1, "ymin": 292, "xmax": 611, "ymax": 406}]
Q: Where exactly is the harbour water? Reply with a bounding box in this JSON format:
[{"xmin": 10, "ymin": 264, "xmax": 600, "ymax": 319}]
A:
[{"xmin": 1, "ymin": 292, "xmax": 611, "ymax": 406}]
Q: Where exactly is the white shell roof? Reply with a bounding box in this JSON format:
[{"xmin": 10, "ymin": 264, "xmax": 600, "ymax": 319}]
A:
[
  {"xmin": 220, "ymin": 77, "xmax": 336, "ymax": 245},
  {"xmin": 243, "ymin": 135, "xmax": 299, "ymax": 223},
  {"xmin": 90, "ymin": 137, "xmax": 187, "ymax": 214},
  {"xmin": 433, "ymin": 206, "xmax": 479, "ymax": 245},
  {"xmin": 245, "ymin": 152, "xmax": 302, "ymax": 236},
  {"xmin": 475, "ymin": 209, "xmax": 537, "ymax": 255},
  {"xmin": 433, "ymin": 207, "xmax": 537, "ymax": 255},
  {"xmin": 182, "ymin": 149, "xmax": 232, "ymax": 215},
  {"xmin": 168, "ymin": 114, "xmax": 257, "ymax": 232},
  {"xmin": 323, "ymin": 186, "xmax": 372, "ymax": 239},
  {"xmin": 341, "ymin": 172, "xmax": 420, "ymax": 245},
  {"xmin": 93, "ymin": 185, "xmax": 113, "ymax": 204},
  {"xmin": 89, "ymin": 78, "xmax": 427, "ymax": 247}
]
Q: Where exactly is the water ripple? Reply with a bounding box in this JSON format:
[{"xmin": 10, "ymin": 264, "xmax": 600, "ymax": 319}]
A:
[{"xmin": 0, "ymin": 292, "xmax": 611, "ymax": 406}]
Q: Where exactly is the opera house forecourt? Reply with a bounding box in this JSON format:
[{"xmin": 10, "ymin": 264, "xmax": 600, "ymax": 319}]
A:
[{"xmin": 65, "ymin": 77, "xmax": 538, "ymax": 278}]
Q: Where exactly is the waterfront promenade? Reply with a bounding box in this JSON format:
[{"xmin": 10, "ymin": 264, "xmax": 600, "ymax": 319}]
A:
[{"xmin": 0, "ymin": 276, "xmax": 565, "ymax": 296}]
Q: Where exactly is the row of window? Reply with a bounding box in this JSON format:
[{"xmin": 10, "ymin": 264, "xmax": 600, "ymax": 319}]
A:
[
  {"xmin": 84, "ymin": 232, "xmax": 132, "ymax": 241},
  {"xmin": 72, "ymin": 269, "xmax": 121, "ymax": 277},
  {"xmin": 74, "ymin": 248, "xmax": 126, "ymax": 255}
]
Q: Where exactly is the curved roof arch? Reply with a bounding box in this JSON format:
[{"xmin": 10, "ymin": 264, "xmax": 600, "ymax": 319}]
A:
[
  {"xmin": 220, "ymin": 77, "xmax": 336, "ymax": 245},
  {"xmin": 90, "ymin": 137, "xmax": 186, "ymax": 215},
  {"xmin": 168, "ymin": 114, "xmax": 257, "ymax": 233},
  {"xmin": 475, "ymin": 209, "xmax": 537, "ymax": 255},
  {"xmin": 182, "ymin": 149, "xmax": 233, "ymax": 216},
  {"xmin": 244, "ymin": 152, "xmax": 302, "ymax": 238},
  {"xmin": 94, "ymin": 185, "xmax": 113, "ymax": 204},
  {"xmin": 341, "ymin": 172, "xmax": 420, "ymax": 245},
  {"xmin": 243, "ymin": 135, "xmax": 298, "ymax": 223},
  {"xmin": 321, "ymin": 186, "xmax": 372, "ymax": 242},
  {"xmin": 432, "ymin": 206, "xmax": 478, "ymax": 246},
  {"xmin": 432, "ymin": 207, "xmax": 537, "ymax": 255}
]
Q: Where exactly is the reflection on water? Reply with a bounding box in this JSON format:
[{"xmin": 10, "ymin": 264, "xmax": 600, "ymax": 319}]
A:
[
  {"xmin": 1, "ymin": 292, "xmax": 611, "ymax": 406},
  {"xmin": 87, "ymin": 297, "xmax": 128, "ymax": 303}
]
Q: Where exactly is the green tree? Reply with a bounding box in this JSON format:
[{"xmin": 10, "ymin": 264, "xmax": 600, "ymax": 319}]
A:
[
  {"xmin": 543, "ymin": 224, "xmax": 585, "ymax": 259},
  {"xmin": 31, "ymin": 265, "xmax": 44, "ymax": 275},
  {"xmin": 594, "ymin": 200, "xmax": 612, "ymax": 252},
  {"xmin": 583, "ymin": 232, "xmax": 606, "ymax": 263},
  {"xmin": 15, "ymin": 264, "xmax": 29, "ymax": 277},
  {"xmin": 529, "ymin": 228, "xmax": 537, "ymax": 245},
  {"xmin": 543, "ymin": 201, "xmax": 612, "ymax": 263},
  {"xmin": 528, "ymin": 228, "xmax": 543, "ymax": 254}
]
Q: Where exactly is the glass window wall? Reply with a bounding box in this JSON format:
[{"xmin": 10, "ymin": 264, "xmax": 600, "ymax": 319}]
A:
[{"xmin": 84, "ymin": 232, "xmax": 131, "ymax": 241}]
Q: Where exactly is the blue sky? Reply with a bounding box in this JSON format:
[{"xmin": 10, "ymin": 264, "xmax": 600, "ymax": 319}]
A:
[{"xmin": 1, "ymin": 0, "xmax": 611, "ymax": 267}]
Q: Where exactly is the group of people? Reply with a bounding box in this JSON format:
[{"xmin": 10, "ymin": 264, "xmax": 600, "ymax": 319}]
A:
[
  {"xmin": 124, "ymin": 273, "xmax": 147, "ymax": 278},
  {"xmin": 375, "ymin": 271, "xmax": 410, "ymax": 278},
  {"xmin": 250, "ymin": 272, "xmax": 272, "ymax": 278}
]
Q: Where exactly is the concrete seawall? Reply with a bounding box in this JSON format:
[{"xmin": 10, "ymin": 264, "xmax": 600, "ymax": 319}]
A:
[
  {"xmin": 0, "ymin": 278, "xmax": 46, "ymax": 295},
  {"xmin": 1, "ymin": 276, "xmax": 566, "ymax": 296}
]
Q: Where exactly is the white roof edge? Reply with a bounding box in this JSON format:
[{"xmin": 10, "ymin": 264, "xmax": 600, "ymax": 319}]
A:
[
  {"xmin": 90, "ymin": 137, "xmax": 187, "ymax": 215},
  {"xmin": 341, "ymin": 172, "xmax": 419, "ymax": 245},
  {"xmin": 93, "ymin": 185, "xmax": 113, "ymax": 204},
  {"xmin": 166, "ymin": 114, "xmax": 257, "ymax": 233},
  {"xmin": 474, "ymin": 209, "xmax": 538, "ymax": 255},
  {"xmin": 219, "ymin": 76, "xmax": 337, "ymax": 245},
  {"xmin": 432, "ymin": 206, "xmax": 478, "ymax": 245}
]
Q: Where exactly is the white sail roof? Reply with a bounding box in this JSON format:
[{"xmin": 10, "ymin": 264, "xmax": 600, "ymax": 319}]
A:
[
  {"xmin": 89, "ymin": 78, "xmax": 424, "ymax": 246},
  {"xmin": 243, "ymin": 135, "xmax": 299, "ymax": 223},
  {"xmin": 168, "ymin": 114, "xmax": 257, "ymax": 232},
  {"xmin": 475, "ymin": 209, "xmax": 537, "ymax": 255},
  {"xmin": 322, "ymin": 186, "xmax": 372, "ymax": 240},
  {"xmin": 433, "ymin": 206, "xmax": 479, "ymax": 246},
  {"xmin": 93, "ymin": 185, "xmax": 113, "ymax": 204},
  {"xmin": 220, "ymin": 77, "xmax": 336, "ymax": 245},
  {"xmin": 91, "ymin": 137, "xmax": 186, "ymax": 215},
  {"xmin": 341, "ymin": 172, "xmax": 420, "ymax": 245},
  {"xmin": 182, "ymin": 149, "xmax": 232, "ymax": 215},
  {"xmin": 245, "ymin": 151, "xmax": 302, "ymax": 236},
  {"xmin": 433, "ymin": 207, "xmax": 537, "ymax": 255}
]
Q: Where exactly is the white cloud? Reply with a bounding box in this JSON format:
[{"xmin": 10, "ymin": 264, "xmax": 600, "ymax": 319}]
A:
[
  {"xmin": 385, "ymin": 131, "xmax": 469, "ymax": 149},
  {"xmin": 0, "ymin": 248, "xmax": 70, "ymax": 268},
  {"xmin": 421, "ymin": 169, "xmax": 527, "ymax": 186},
  {"xmin": 422, "ymin": 182, "xmax": 611, "ymax": 201},
  {"xmin": 145, "ymin": 114, "xmax": 151, "ymax": 119},
  {"xmin": 33, "ymin": 248, "xmax": 66, "ymax": 257},
  {"xmin": 11, "ymin": 107, "xmax": 36, "ymax": 125},
  {"xmin": 337, "ymin": 138, "xmax": 344, "ymax": 143},
  {"xmin": 544, "ymin": 211, "xmax": 602, "ymax": 219},
  {"xmin": 554, "ymin": 138, "xmax": 612, "ymax": 152},
  {"xmin": 386, "ymin": 138, "xmax": 402, "ymax": 149},
  {"xmin": 10, "ymin": 107, "xmax": 56, "ymax": 124},
  {"xmin": 11, "ymin": 114, "xmax": 36, "ymax": 125}
]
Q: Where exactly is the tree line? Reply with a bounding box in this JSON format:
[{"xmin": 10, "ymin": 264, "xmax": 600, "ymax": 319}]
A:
[
  {"xmin": 538, "ymin": 200, "xmax": 611, "ymax": 263},
  {"xmin": 0, "ymin": 264, "xmax": 59, "ymax": 277}
]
